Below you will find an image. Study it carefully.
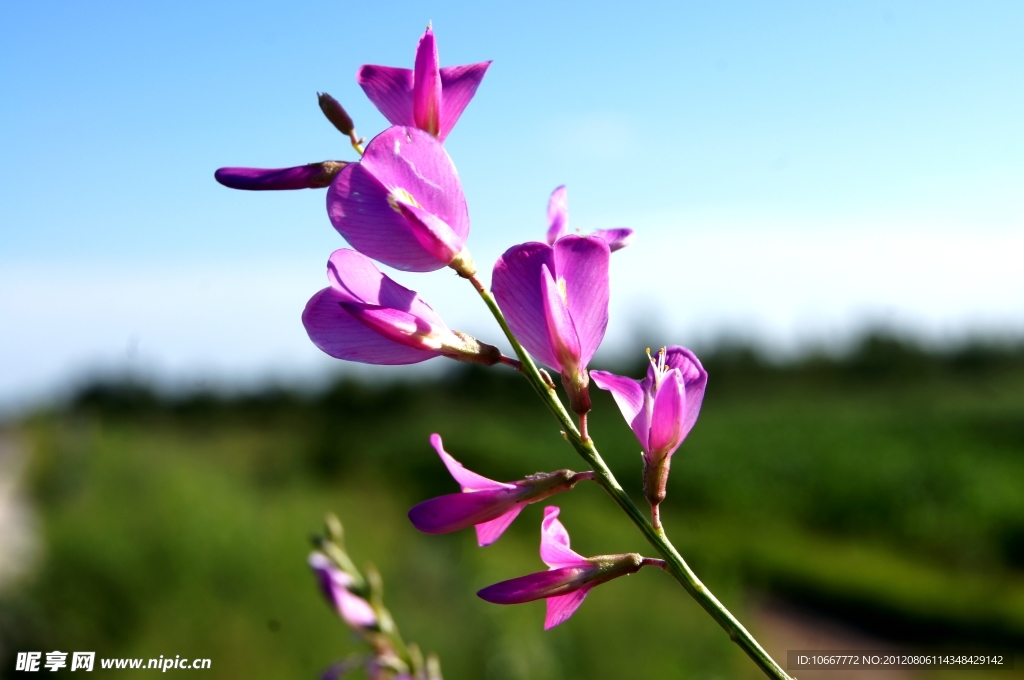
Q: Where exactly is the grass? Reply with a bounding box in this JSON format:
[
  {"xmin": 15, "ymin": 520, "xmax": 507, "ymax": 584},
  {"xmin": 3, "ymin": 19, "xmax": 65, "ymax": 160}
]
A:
[{"xmin": 3, "ymin": 334, "xmax": 1023, "ymax": 678}]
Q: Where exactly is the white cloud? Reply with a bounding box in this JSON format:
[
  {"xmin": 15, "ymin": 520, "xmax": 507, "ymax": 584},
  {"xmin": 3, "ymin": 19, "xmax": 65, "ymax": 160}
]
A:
[{"xmin": 3, "ymin": 220, "xmax": 1022, "ymax": 412}]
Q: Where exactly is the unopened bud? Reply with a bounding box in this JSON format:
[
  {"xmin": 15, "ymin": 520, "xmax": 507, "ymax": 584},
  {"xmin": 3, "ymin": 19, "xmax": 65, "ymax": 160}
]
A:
[
  {"xmin": 426, "ymin": 654, "xmax": 442, "ymax": 680},
  {"xmin": 539, "ymin": 368, "xmax": 556, "ymax": 391},
  {"xmin": 324, "ymin": 513, "xmax": 344, "ymax": 543},
  {"xmin": 214, "ymin": 161, "xmax": 347, "ymax": 191},
  {"xmin": 407, "ymin": 644, "xmax": 425, "ymax": 677},
  {"xmin": 365, "ymin": 564, "xmax": 384, "ymax": 607},
  {"xmin": 318, "ymin": 92, "xmax": 356, "ymax": 137}
]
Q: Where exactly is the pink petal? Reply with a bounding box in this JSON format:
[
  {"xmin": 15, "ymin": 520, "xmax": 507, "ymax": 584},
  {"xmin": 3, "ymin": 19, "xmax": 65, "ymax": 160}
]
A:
[
  {"xmin": 395, "ymin": 200, "xmax": 463, "ymax": 264},
  {"xmin": 413, "ymin": 27, "xmax": 442, "ymax": 137},
  {"xmin": 437, "ymin": 62, "xmax": 491, "ymax": 142},
  {"xmin": 664, "ymin": 346, "xmax": 708, "ymax": 440},
  {"xmin": 546, "ymin": 185, "xmax": 569, "ymax": 244},
  {"xmin": 648, "ymin": 370, "xmax": 685, "ymax": 461},
  {"xmin": 544, "ymin": 585, "xmax": 593, "ymax": 629},
  {"xmin": 336, "ymin": 584, "xmax": 378, "ymax": 629},
  {"xmin": 474, "ymin": 504, "xmax": 525, "ymax": 547},
  {"xmin": 302, "ymin": 287, "xmax": 438, "ymax": 365},
  {"xmin": 590, "ymin": 228, "xmax": 635, "ymax": 252},
  {"xmin": 323, "ymin": 248, "xmax": 394, "ymax": 303},
  {"xmin": 356, "ymin": 65, "xmax": 415, "ymax": 127},
  {"xmin": 308, "ymin": 553, "xmax": 377, "ymax": 628},
  {"xmin": 492, "ymin": 242, "xmax": 563, "ymax": 370},
  {"xmin": 302, "ymin": 249, "xmax": 451, "ymax": 364},
  {"xmin": 430, "ymin": 434, "xmax": 513, "ymax": 492},
  {"xmin": 408, "ymin": 489, "xmax": 521, "ymax": 536},
  {"xmin": 327, "ymin": 163, "xmax": 442, "ymax": 272},
  {"xmin": 361, "ymin": 125, "xmax": 469, "ymax": 238},
  {"xmin": 476, "ymin": 565, "xmax": 591, "ymax": 604},
  {"xmin": 552, "ymin": 235, "xmax": 610, "ymax": 366},
  {"xmin": 540, "ymin": 506, "xmax": 588, "ymax": 569},
  {"xmin": 589, "ymin": 370, "xmax": 649, "ymax": 449},
  {"xmin": 339, "ymin": 302, "xmax": 452, "ymax": 352},
  {"xmin": 540, "ymin": 263, "xmax": 581, "ymax": 372},
  {"xmin": 327, "ymin": 127, "xmax": 468, "ymax": 272},
  {"xmin": 325, "ymin": 250, "xmax": 447, "ymax": 328}
]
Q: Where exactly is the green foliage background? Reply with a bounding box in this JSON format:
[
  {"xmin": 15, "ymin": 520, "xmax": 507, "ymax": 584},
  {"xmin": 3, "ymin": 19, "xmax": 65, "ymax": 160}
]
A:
[{"xmin": 3, "ymin": 336, "xmax": 1024, "ymax": 678}]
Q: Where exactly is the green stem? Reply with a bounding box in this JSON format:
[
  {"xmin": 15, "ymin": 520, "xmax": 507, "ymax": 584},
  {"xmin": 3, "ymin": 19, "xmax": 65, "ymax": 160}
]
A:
[
  {"xmin": 467, "ymin": 275, "xmax": 792, "ymax": 680},
  {"xmin": 351, "ymin": 135, "xmax": 365, "ymax": 156}
]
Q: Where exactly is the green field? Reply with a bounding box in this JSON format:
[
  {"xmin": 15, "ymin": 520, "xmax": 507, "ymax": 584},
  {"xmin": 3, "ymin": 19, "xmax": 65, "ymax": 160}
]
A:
[{"xmin": 3, "ymin": 335, "xmax": 1024, "ymax": 679}]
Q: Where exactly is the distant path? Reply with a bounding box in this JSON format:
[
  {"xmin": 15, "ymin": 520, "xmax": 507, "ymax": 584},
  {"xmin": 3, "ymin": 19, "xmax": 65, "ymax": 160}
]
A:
[
  {"xmin": 0, "ymin": 429, "xmax": 36, "ymax": 590},
  {"xmin": 753, "ymin": 599, "xmax": 916, "ymax": 680}
]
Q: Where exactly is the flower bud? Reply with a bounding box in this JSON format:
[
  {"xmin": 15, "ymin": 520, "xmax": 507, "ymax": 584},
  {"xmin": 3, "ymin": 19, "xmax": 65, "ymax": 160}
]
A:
[
  {"xmin": 215, "ymin": 161, "xmax": 347, "ymax": 191},
  {"xmin": 308, "ymin": 552, "xmax": 377, "ymax": 629},
  {"xmin": 317, "ymin": 92, "xmax": 356, "ymax": 137}
]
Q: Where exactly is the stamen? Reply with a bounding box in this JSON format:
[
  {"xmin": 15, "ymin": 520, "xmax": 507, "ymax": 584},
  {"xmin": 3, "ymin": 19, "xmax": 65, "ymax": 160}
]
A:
[
  {"xmin": 387, "ymin": 187, "xmax": 422, "ymax": 213},
  {"xmin": 646, "ymin": 347, "xmax": 669, "ymax": 389}
]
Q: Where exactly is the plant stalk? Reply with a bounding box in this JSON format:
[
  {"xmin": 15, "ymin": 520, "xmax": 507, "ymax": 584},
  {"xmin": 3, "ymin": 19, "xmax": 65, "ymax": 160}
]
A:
[{"xmin": 468, "ymin": 275, "xmax": 792, "ymax": 680}]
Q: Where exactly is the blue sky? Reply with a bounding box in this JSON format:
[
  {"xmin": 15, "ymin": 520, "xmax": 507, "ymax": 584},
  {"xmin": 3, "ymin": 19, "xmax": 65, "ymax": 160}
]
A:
[{"xmin": 2, "ymin": 1, "xmax": 1023, "ymax": 410}]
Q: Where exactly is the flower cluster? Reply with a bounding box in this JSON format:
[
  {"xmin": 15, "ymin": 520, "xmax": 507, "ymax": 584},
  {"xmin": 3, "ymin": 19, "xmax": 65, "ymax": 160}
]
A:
[
  {"xmin": 309, "ymin": 515, "xmax": 441, "ymax": 680},
  {"xmin": 218, "ymin": 21, "xmax": 726, "ymax": 671}
]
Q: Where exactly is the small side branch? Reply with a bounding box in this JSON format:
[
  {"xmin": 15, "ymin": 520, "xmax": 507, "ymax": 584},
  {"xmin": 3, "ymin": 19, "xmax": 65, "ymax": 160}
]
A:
[{"xmin": 499, "ymin": 354, "xmax": 523, "ymax": 371}]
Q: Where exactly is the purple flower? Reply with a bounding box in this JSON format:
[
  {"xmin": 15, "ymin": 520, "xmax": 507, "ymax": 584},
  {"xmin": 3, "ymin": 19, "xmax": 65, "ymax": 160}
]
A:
[
  {"xmin": 492, "ymin": 235, "xmax": 610, "ymax": 414},
  {"xmin": 477, "ymin": 507, "xmax": 644, "ymax": 629},
  {"xmin": 308, "ymin": 552, "xmax": 377, "ymax": 629},
  {"xmin": 214, "ymin": 161, "xmax": 348, "ymax": 191},
  {"xmin": 408, "ymin": 434, "xmax": 592, "ymax": 546},
  {"xmin": 303, "ymin": 249, "xmax": 499, "ymax": 366},
  {"xmin": 546, "ymin": 185, "xmax": 634, "ymax": 252},
  {"xmin": 327, "ymin": 126, "xmax": 473, "ymax": 275},
  {"xmin": 590, "ymin": 347, "xmax": 707, "ymax": 524},
  {"xmin": 358, "ymin": 26, "xmax": 490, "ymax": 142}
]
